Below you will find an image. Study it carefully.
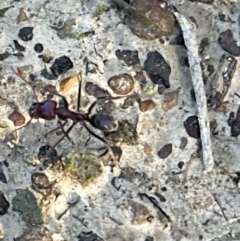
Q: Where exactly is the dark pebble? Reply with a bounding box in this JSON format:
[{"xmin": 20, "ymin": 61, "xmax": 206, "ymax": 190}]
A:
[
  {"xmin": 158, "ymin": 143, "xmax": 172, "ymax": 159},
  {"xmin": 13, "ymin": 40, "xmax": 25, "ymax": 51},
  {"xmin": 50, "ymin": 55, "xmax": 73, "ymax": 76},
  {"xmin": 85, "ymin": 82, "xmax": 110, "ymax": 98},
  {"xmin": 115, "ymin": 49, "xmax": 140, "ymax": 66},
  {"xmin": 41, "ymin": 69, "xmax": 58, "ymax": 80},
  {"xmin": 134, "ymin": 71, "xmax": 147, "ymax": 85},
  {"xmin": 77, "ymin": 231, "xmax": 104, "ymax": 241},
  {"xmin": 0, "ymin": 51, "xmax": 11, "ymax": 61},
  {"xmin": 179, "ymin": 137, "xmax": 188, "ymax": 150},
  {"xmin": 31, "ymin": 173, "xmax": 50, "ymax": 189},
  {"xmin": 169, "ymin": 32, "xmax": 185, "ymax": 46},
  {"xmin": 0, "ymin": 172, "xmax": 7, "ymax": 184},
  {"xmin": 37, "ymin": 145, "xmax": 58, "ymax": 168},
  {"xmin": 184, "ymin": 116, "xmax": 200, "ymax": 138},
  {"xmin": 228, "ymin": 112, "xmax": 235, "ymax": 127},
  {"xmin": 38, "ymin": 54, "xmax": 53, "ymax": 63},
  {"xmin": 121, "ymin": 92, "xmax": 140, "ymax": 109},
  {"xmin": 0, "ymin": 192, "xmax": 9, "ymax": 215},
  {"xmin": 145, "ymin": 236, "xmax": 154, "ymax": 241},
  {"xmin": 108, "ymin": 73, "xmax": 134, "ymax": 95},
  {"xmin": 219, "ymin": 30, "xmax": 240, "ymax": 56},
  {"xmin": 178, "ymin": 161, "xmax": 184, "ymax": 169},
  {"xmin": 18, "ymin": 27, "xmax": 34, "ymax": 41},
  {"xmin": 34, "ymin": 43, "xmax": 43, "ymax": 53},
  {"xmin": 144, "ymin": 51, "xmax": 171, "ymax": 88}
]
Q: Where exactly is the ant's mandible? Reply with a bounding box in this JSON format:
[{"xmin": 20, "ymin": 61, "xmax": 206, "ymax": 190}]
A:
[{"xmin": 8, "ymin": 67, "xmax": 118, "ymax": 151}]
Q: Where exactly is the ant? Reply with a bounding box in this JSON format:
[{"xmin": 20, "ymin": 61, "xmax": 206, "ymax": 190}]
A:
[{"xmin": 7, "ymin": 67, "xmax": 121, "ymax": 164}]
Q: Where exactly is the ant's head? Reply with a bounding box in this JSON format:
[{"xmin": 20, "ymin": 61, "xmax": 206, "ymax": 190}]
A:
[
  {"xmin": 29, "ymin": 103, "xmax": 39, "ymax": 118},
  {"xmin": 90, "ymin": 113, "xmax": 117, "ymax": 132}
]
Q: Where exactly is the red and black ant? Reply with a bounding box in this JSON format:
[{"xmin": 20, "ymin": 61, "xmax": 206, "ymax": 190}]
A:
[{"xmin": 7, "ymin": 67, "xmax": 121, "ymax": 162}]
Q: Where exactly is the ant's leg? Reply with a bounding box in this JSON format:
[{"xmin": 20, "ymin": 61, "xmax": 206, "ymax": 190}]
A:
[
  {"xmin": 77, "ymin": 73, "xmax": 82, "ymax": 112},
  {"xmin": 44, "ymin": 121, "xmax": 73, "ymax": 144},
  {"xmin": 81, "ymin": 122, "xmax": 120, "ymax": 169},
  {"xmin": 52, "ymin": 122, "xmax": 77, "ymax": 148},
  {"xmin": 12, "ymin": 68, "xmax": 39, "ymax": 102}
]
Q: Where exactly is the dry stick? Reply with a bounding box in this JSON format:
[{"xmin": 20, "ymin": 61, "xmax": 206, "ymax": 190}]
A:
[{"xmin": 173, "ymin": 12, "xmax": 214, "ymax": 172}]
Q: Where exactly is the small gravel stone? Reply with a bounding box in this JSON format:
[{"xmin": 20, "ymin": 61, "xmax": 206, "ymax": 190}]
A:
[
  {"xmin": 139, "ymin": 99, "xmax": 155, "ymax": 112},
  {"xmin": 158, "ymin": 143, "xmax": 172, "ymax": 159},
  {"xmin": 178, "ymin": 161, "xmax": 184, "ymax": 169},
  {"xmin": 31, "ymin": 173, "xmax": 50, "ymax": 189},
  {"xmin": 8, "ymin": 110, "xmax": 25, "ymax": 127},
  {"xmin": 0, "ymin": 192, "xmax": 9, "ymax": 215},
  {"xmin": 60, "ymin": 74, "xmax": 79, "ymax": 93},
  {"xmin": 144, "ymin": 51, "xmax": 171, "ymax": 88},
  {"xmin": 50, "ymin": 55, "xmax": 73, "ymax": 76},
  {"xmin": 13, "ymin": 40, "xmax": 25, "ymax": 51},
  {"xmin": 18, "ymin": 27, "xmax": 34, "ymax": 41},
  {"xmin": 85, "ymin": 82, "xmax": 110, "ymax": 98},
  {"xmin": 39, "ymin": 54, "xmax": 53, "ymax": 63},
  {"xmin": 37, "ymin": 145, "xmax": 58, "ymax": 168},
  {"xmin": 115, "ymin": 49, "xmax": 140, "ymax": 66},
  {"xmin": 179, "ymin": 137, "xmax": 188, "ymax": 150},
  {"xmin": 17, "ymin": 8, "xmax": 28, "ymax": 23},
  {"xmin": 128, "ymin": 0, "xmax": 177, "ymax": 40},
  {"xmin": 108, "ymin": 73, "xmax": 134, "ymax": 95},
  {"xmin": 219, "ymin": 30, "xmax": 240, "ymax": 56},
  {"xmin": 162, "ymin": 87, "xmax": 181, "ymax": 111},
  {"xmin": 34, "ymin": 43, "xmax": 44, "ymax": 53},
  {"xmin": 184, "ymin": 116, "xmax": 200, "ymax": 138}
]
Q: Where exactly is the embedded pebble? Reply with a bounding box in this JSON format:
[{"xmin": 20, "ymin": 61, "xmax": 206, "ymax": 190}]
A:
[
  {"xmin": 60, "ymin": 74, "xmax": 79, "ymax": 93},
  {"xmin": 50, "ymin": 55, "xmax": 73, "ymax": 76},
  {"xmin": 128, "ymin": 199, "xmax": 153, "ymax": 225},
  {"xmin": 0, "ymin": 172, "xmax": 7, "ymax": 184},
  {"xmin": 184, "ymin": 116, "xmax": 200, "ymax": 138},
  {"xmin": 13, "ymin": 40, "xmax": 25, "ymax": 51},
  {"xmin": 108, "ymin": 74, "xmax": 134, "ymax": 95},
  {"xmin": 39, "ymin": 55, "xmax": 53, "ymax": 63},
  {"xmin": 121, "ymin": 92, "xmax": 140, "ymax": 109},
  {"xmin": 37, "ymin": 145, "xmax": 58, "ymax": 168},
  {"xmin": 178, "ymin": 161, "xmax": 184, "ymax": 169},
  {"xmin": 144, "ymin": 51, "xmax": 171, "ymax": 88},
  {"xmin": 0, "ymin": 51, "xmax": 10, "ymax": 61},
  {"xmin": 229, "ymin": 106, "xmax": 240, "ymax": 137},
  {"xmin": 139, "ymin": 99, "xmax": 155, "ymax": 112},
  {"xmin": 219, "ymin": 30, "xmax": 240, "ymax": 56},
  {"xmin": 158, "ymin": 143, "xmax": 172, "ymax": 159},
  {"xmin": 18, "ymin": 27, "xmax": 34, "ymax": 41},
  {"xmin": 85, "ymin": 82, "xmax": 110, "ymax": 98},
  {"xmin": 162, "ymin": 87, "xmax": 181, "ymax": 111},
  {"xmin": 34, "ymin": 43, "xmax": 44, "ymax": 53},
  {"xmin": 77, "ymin": 231, "xmax": 104, "ymax": 241},
  {"xmin": 31, "ymin": 173, "xmax": 51, "ymax": 189},
  {"xmin": 134, "ymin": 71, "xmax": 147, "ymax": 85},
  {"xmin": 8, "ymin": 110, "xmax": 25, "ymax": 127},
  {"xmin": 17, "ymin": 8, "xmax": 28, "ymax": 23},
  {"xmin": 0, "ymin": 192, "xmax": 9, "ymax": 215},
  {"xmin": 127, "ymin": 0, "xmax": 177, "ymax": 40},
  {"xmin": 179, "ymin": 137, "xmax": 188, "ymax": 150},
  {"xmin": 12, "ymin": 189, "xmax": 43, "ymax": 224},
  {"xmin": 115, "ymin": 49, "xmax": 140, "ymax": 66}
]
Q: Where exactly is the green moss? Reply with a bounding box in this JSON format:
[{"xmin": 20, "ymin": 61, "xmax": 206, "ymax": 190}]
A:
[{"xmin": 93, "ymin": 5, "xmax": 109, "ymax": 17}]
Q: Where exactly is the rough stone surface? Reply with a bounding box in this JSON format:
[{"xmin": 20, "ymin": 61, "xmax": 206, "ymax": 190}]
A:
[{"xmin": 1, "ymin": 0, "xmax": 240, "ymax": 241}]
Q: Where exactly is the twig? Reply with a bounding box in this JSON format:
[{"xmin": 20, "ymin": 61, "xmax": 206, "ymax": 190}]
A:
[{"xmin": 173, "ymin": 12, "xmax": 214, "ymax": 172}]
